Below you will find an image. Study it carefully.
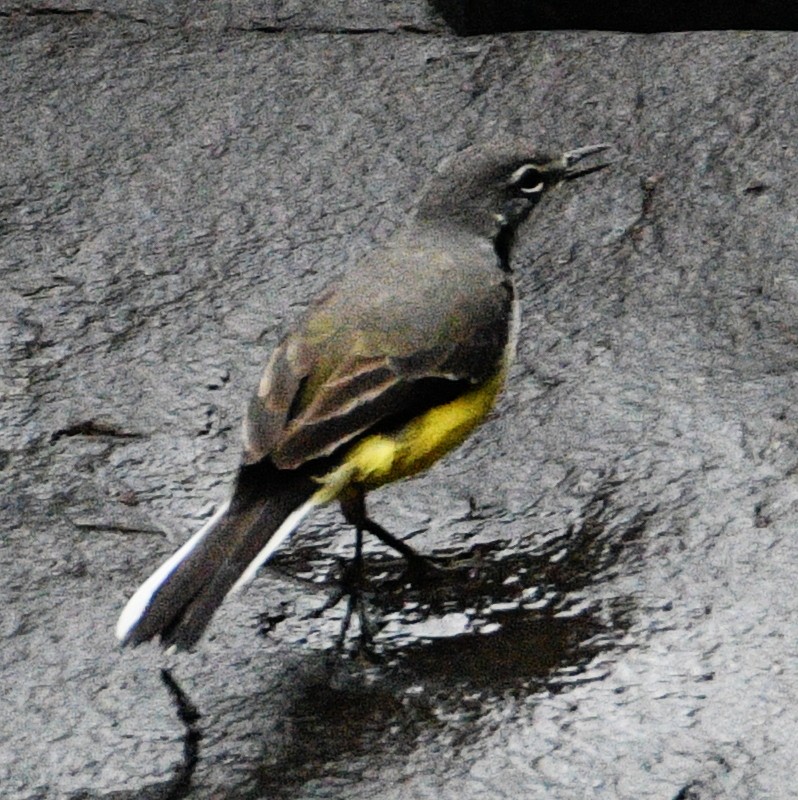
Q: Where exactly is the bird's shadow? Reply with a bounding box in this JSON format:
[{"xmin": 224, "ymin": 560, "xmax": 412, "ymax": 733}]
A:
[
  {"xmin": 246, "ymin": 486, "xmax": 650, "ymax": 798},
  {"xmin": 94, "ymin": 484, "xmax": 649, "ymax": 800}
]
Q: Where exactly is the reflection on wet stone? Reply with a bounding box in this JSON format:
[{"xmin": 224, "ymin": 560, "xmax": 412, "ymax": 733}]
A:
[{"xmin": 248, "ymin": 482, "xmax": 647, "ymax": 795}]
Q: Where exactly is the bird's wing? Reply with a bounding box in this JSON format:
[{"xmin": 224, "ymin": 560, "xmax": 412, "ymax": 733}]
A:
[{"xmin": 243, "ymin": 244, "xmax": 513, "ymax": 469}]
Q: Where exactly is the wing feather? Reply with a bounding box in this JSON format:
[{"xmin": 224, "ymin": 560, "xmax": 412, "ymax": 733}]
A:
[{"xmin": 242, "ymin": 239, "xmax": 513, "ymax": 470}]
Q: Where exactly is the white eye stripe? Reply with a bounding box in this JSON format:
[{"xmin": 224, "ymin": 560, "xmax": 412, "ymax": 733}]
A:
[
  {"xmin": 509, "ymin": 164, "xmax": 545, "ymax": 194},
  {"xmin": 509, "ymin": 164, "xmax": 536, "ymax": 183},
  {"xmin": 520, "ymin": 181, "xmax": 544, "ymax": 194}
]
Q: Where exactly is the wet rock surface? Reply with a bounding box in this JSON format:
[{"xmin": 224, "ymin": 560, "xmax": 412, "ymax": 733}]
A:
[{"xmin": 2, "ymin": 7, "xmax": 798, "ymax": 799}]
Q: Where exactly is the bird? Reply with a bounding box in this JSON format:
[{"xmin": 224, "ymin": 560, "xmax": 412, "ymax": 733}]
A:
[{"xmin": 115, "ymin": 138, "xmax": 611, "ymax": 651}]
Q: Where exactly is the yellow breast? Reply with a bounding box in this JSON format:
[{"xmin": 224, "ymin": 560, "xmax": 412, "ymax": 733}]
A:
[{"xmin": 314, "ymin": 370, "xmax": 506, "ymax": 501}]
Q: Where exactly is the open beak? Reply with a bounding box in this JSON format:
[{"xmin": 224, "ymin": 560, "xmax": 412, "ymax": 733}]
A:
[{"xmin": 562, "ymin": 144, "xmax": 613, "ymax": 180}]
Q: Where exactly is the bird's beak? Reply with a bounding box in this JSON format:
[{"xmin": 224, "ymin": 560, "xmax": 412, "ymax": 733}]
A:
[{"xmin": 562, "ymin": 144, "xmax": 613, "ymax": 180}]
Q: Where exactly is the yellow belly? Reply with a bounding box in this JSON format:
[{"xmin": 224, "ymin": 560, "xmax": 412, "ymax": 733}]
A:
[{"xmin": 313, "ymin": 370, "xmax": 505, "ymax": 501}]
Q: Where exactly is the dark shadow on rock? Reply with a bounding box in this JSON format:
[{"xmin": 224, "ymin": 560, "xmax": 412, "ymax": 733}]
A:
[
  {"xmin": 431, "ymin": 0, "xmax": 798, "ymax": 34},
  {"xmin": 245, "ymin": 480, "xmax": 646, "ymax": 797},
  {"xmin": 252, "ymin": 678, "xmax": 425, "ymax": 800},
  {"xmin": 66, "ymin": 670, "xmax": 201, "ymax": 800}
]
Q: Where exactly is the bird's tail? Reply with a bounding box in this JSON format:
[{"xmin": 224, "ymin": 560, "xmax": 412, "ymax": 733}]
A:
[{"xmin": 115, "ymin": 461, "xmax": 319, "ymax": 651}]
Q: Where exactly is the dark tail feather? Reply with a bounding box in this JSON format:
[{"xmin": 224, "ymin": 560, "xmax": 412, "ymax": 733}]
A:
[{"xmin": 116, "ymin": 462, "xmax": 317, "ymax": 651}]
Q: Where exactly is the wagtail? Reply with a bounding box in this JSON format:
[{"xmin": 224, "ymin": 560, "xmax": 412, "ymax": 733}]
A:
[{"xmin": 116, "ymin": 139, "xmax": 610, "ymax": 650}]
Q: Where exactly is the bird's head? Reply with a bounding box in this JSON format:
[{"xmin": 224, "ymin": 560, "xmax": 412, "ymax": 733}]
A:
[{"xmin": 413, "ymin": 138, "xmax": 612, "ymax": 253}]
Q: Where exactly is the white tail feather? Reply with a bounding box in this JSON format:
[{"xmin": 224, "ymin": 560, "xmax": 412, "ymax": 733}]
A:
[
  {"xmin": 115, "ymin": 501, "xmax": 230, "ymax": 642},
  {"xmin": 230, "ymin": 496, "xmax": 318, "ymax": 594}
]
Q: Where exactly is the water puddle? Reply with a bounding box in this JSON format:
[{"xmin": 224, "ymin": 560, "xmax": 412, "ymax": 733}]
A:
[{"xmin": 245, "ymin": 490, "xmax": 649, "ymax": 798}]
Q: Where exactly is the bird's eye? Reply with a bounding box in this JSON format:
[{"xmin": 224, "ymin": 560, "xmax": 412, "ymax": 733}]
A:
[{"xmin": 512, "ymin": 165, "xmax": 545, "ymax": 195}]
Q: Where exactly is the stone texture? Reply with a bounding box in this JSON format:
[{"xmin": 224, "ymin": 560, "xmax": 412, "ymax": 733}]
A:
[{"xmin": 1, "ymin": 8, "xmax": 797, "ymax": 800}]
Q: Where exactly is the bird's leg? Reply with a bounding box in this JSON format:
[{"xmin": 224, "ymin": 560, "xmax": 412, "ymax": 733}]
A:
[
  {"xmin": 307, "ymin": 514, "xmax": 368, "ymax": 635},
  {"xmin": 340, "ymin": 490, "xmax": 433, "ymax": 582},
  {"xmin": 319, "ymin": 491, "xmax": 438, "ymax": 652},
  {"xmin": 334, "ymin": 586, "xmax": 355, "ymax": 651},
  {"xmin": 353, "ymin": 525, "xmax": 364, "ymax": 574},
  {"xmin": 308, "ymin": 552, "xmax": 368, "ymax": 652},
  {"xmin": 337, "ymin": 521, "xmax": 365, "ymax": 595},
  {"xmin": 358, "ymin": 516, "xmax": 421, "ymax": 563},
  {"xmin": 340, "ymin": 490, "xmax": 416, "ymax": 559},
  {"xmin": 331, "ymin": 517, "xmax": 380, "ymax": 651}
]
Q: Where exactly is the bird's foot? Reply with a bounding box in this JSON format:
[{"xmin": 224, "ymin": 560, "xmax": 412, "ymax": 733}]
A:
[
  {"xmin": 334, "ymin": 588, "xmax": 381, "ymax": 660},
  {"xmin": 307, "ymin": 556, "xmax": 382, "ymax": 658},
  {"xmin": 394, "ymin": 552, "xmax": 452, "ymax": 587}
]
